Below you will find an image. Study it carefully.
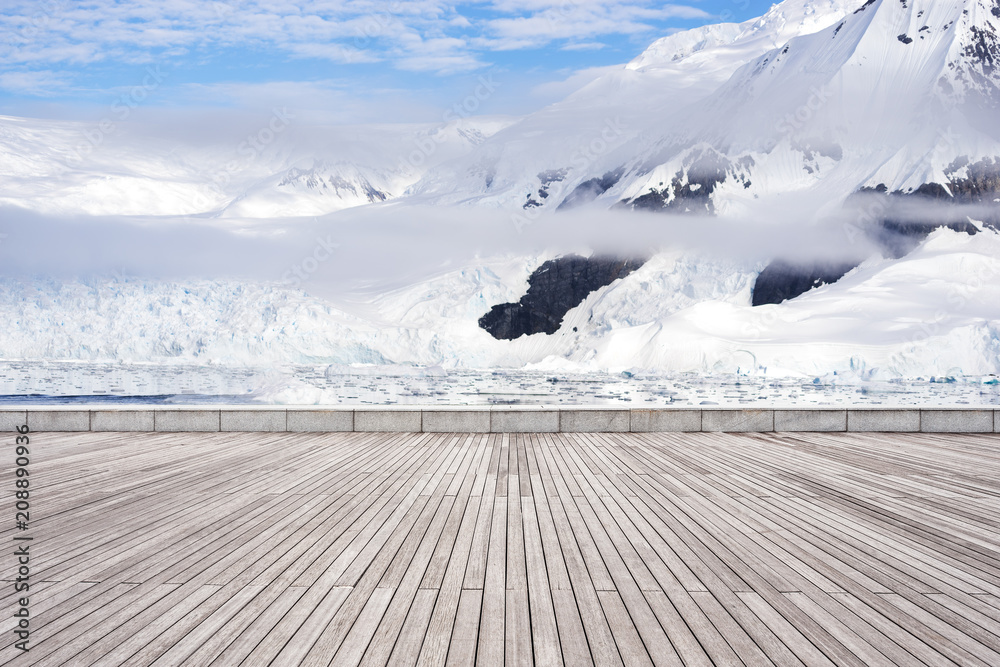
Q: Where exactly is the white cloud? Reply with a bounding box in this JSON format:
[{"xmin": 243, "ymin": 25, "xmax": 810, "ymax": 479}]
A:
[
  {"xmin": 561, "ymin": 42, "xmax": 607, "ymax": 51},
  {"xmin": 530, "ymin": 64, "xmax": 621, "ymax": 100},
  {"xmin": 0, "ymin": 70, "xmax": 70, "ymax": 95},
  {"xmin": 480, "ymin": 1, "xmax": 710, "ymax": 49},
  {"xmin": 0, "ymin": 0, "xmax": 709, "ymax": 81},
  {"xmin": 176, "ymin": 79, "xmax": 443, "ymax": 124}
]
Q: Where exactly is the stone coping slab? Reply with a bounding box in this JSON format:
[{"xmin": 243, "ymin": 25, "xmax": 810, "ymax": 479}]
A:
[{"xmin": 6, "ymin": 406, "xmax": 998, "ymax": 433}]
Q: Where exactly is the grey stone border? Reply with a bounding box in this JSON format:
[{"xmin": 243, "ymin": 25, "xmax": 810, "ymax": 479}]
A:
[{"xmin": 7, "ymin": 406, "xmax": 999, "ymax": 433}]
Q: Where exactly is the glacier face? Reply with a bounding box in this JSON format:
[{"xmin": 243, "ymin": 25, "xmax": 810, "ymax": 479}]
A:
[{"xmin": 4, "ymin": 228, "xmax": 1000, "ymax": 381}]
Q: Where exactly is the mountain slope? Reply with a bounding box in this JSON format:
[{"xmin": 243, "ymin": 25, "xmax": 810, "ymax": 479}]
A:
[
  {"xmin": 610, "ymin": 0, "xmax": 1000, "ymax": 214},
  {"xmin": 410, "ymin": 0, "xmax": 863, "ymax": 210},
  {"xmin": 0, "ymin": 115, "xmax": 514, "ymax": 218}
]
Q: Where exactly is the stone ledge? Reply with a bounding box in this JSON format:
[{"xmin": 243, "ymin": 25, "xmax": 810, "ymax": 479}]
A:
[
  {"xmin": 847, "ymin": 410, "xmax": 920, "ymax": 432},
  {"xmin": 354, "ymin": 410, "xmax": 422, "ymax": 433},
  {"xmin": 920, "ymin": 410, "xmax": 994, "ymax": 433},
  {"xmin": 27, "ymin": 410, "xmax": 91, "ymax": 432},
  {"xmin": 560, "ymin": 410, "xmax": 630, "ymax": 433},
  {"xmin": 10, "ymin": 407, "xmax": 1000, "ymax": 433},
  {"xmin": 155, "ymin": 410, "xmax": 221, "ymax": 432},
  {"xmin": 287, "ymin": 410, "xmax": 354, "ymax": 432},
  {"xmin": 422, "ymin": 410, "xmax": 490, "ymax": 433},
  {"xmin": 775, "ymin": 410, "xmax": 847, "ymax": 432},
  {"xmin": 490, "ymin": 410, "xmax": 559, "ymax": 433},
  {"xmin": 221, "ymin": 410, "xmax": 287, "ymax": 432},
  {"xmin": 630, "ymin": 410, "xmax": 701, "ymax": 432},
  {"xmin": 92, "ymin": 410, "xmax": 155, "ymax": 432},
  {"xmin": 0, "ymin": 410, "xmax": 27, "ymax": 432},
  {"xmin": 703, "ymin": 409, "xmax": 774, "ymax": 433}
]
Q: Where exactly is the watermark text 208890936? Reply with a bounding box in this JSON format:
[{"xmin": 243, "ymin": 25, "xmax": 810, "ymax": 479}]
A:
[{"xmin": 12, "ymin": 425, "xmax": 31, "ymax": 653}]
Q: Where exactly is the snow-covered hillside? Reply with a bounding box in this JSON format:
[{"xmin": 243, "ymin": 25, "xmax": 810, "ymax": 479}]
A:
[
  {"xmin": 609, "ymin": 0, "xmax": 1000, "ymax": 214},
  {"xmin": 410, "ymin": 0, "xmax": 868, "ymax": 209},
  {"xmin": 1, "ymin": 0, "xmax": 999, "ymax": 386},
  {"xmin": 409, "ymin": 0, "xmax": 1000, "ymax": 221},
  {"xmin": 4, "ymin": 0, "xmax": 994, "ymax": 220},
  {"xmin": 0, "ymin": 115, "xmax": 514, "ymax": 217}
]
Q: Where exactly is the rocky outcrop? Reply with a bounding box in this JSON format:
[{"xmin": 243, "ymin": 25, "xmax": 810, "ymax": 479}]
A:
[
  {"xmin": 752, "ymin": 260, "xmax": 860, "ymax": 306},
  {"xmin": 621, "ymin": 148, "xmax": 753, "ymax": 214},
  {"xmin": 557, "ymin": 169, "xmax": 624, "ymax": 210},
  {"xmin": 480, "ymin": 255, "xmax": 644, "ymax": 340},
  {"xmin": 753, "ymin": 158, "xmax": 1000, "ymax": 306},
  {"xmin": 523, "ymin": 169, "xmax": 569, "ymax": 209}
]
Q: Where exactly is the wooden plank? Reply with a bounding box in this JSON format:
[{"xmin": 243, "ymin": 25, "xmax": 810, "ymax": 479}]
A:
[
  {"xmin": 477, "ymin": 496, "xmax": 508, "ymax": 667},
  {"xmin": 208, "ymin": 586, "xmax": 306, "ymax": 665},
  {"xmin": 8, "ymin": 430, "xmax": 1000, "ymax": 667},
  {"xmin": 550, "ymin": 589, "xmax": 595, "ymax": 666},
  {"xmin": 386, "ymin": 588, "xmax": 438, "ymax": 666},
  {"xmin": 329, "ymin": 587, "xmax": 396, "ymax": 667},
  {"xmin": 506, "ymin": 587, "xmax": 533, "ymax": 667},
  {"xmin": 521, "ymin": 497, "xmax": 564, "ymax": 667},
  {"xmin": 272, "ymin": 587, "xmax": 354, "ymax": 665},
  {"xmin": 444, "ymin": 588, "xmax": 483, "ymax": 667}
]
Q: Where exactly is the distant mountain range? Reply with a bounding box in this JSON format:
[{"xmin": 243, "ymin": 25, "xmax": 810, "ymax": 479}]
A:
[{"xmin": 5, "ymin": 0, "xmax": 997, "ymax": 221}]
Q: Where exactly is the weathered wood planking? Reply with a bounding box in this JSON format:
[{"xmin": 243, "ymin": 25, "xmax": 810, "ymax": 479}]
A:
[{"xmin": 0, "ymin": 431, "xmax": 998, "ymax": 666}]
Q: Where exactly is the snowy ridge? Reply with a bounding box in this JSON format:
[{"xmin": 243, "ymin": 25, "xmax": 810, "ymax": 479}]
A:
[
  {"xmin": 411, "ymin": 0, "xmax": 1000, "ymax": 217},
  {"xmin": 627, "ymin": 0, "xmax": 860, "ymax": 71},
  {"xmin": 613, "ymin": 0, "xmax": 1000, "ymax": 210},
  {"xmin": 410, "ymin": 0, "xmax": 865, "ymax": 211}
]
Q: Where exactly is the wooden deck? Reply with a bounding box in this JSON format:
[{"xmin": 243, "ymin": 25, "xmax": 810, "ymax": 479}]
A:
[{"xmin": 3, "ymin": 431, "xmax": 1000, "ymax": 666}]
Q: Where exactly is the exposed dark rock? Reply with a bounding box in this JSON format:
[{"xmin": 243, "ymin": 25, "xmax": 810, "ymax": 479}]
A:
[
  {"xmin": 752, "ymin": 260, "xmax": 860, "ymax": 306},
  {"xmin": 523, "ymin": 169, "xmax": 568, "ymax": 209},
  {"xmin": 898, "ymin": 34, "xmax": 913, "ymax": 45},
  {"xmin": 479, "ymin": 255, "xmax": 644, "ymax": 340},
  {"xmin": 624, "ymin": 149, "xmax": 752, "ymax": 214},
  {"xmin": 277, "ymin": 166, "xmax": 389, "ymax": 202},
  {"xmin": 854, "ymin": 0, "xmax": 876, "ymax": 14},
  {"xmin": 794, "ymin": 139, "xmax": 844, "ymax": 174},
  {"xmin": 955, "ymin": 21, "xmax": 1000, "ymax": 110},
  {"xmin": 557, "ymin": 168, "xmax": 624, "ymax": 210},
  {"xmin": 753, "ymin": 157, "xmax": 1000, "ymax": 307},
  {"xmin": 872, "ymin": 218, "xmax": 979, "ymax": 259}
]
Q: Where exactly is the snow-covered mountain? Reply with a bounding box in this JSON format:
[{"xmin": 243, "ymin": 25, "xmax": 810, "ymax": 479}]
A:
[
  {"xmin": 611, "ymin": 0, "xmax": 1000, "ymax": 214},
  {"xmin": 4, "ymin": 0, "xmax": 994, "ymax": 220},
  {"xmin": 5, "ymin": 227, "xmax": 1000, "ymax": 381},
  {"xmin": 0, "ymin": 115, "xmax": 514, "ymax": 217},
  {"xmin": 2, "ymin": 0, "xmax": 1000, "ymax": 384},
  {"xmin": 410, "ymin": 0, "xmax": 870, "ymax": 209},
  {"xmin": 414, "ymin": 0, "xmax": 1000, "ymax": 218}
]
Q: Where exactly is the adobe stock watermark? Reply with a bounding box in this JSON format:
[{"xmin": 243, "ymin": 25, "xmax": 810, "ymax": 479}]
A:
[
  {"xmin": 887, "ymin": 249, "xmax": 1000, "ymax": 365},
  {"xmin": 775, "ymin": 84, "xmax": 834, "ymax": 137},
  {"xmin": 398, "ymin": 72, "xmax": 501, "ymax": 172},
  {"xmin": 282, "ymin": 234, "xmax": 340, "ymax": 287},
  {"xmin": 69, "ymin": 66, "xmax": 168, "ymax": 163},
  {"xmin": 188, "ymin": 108, "xmax": 295, "ymax": 214},
  {"xmin": 354, "ymin": 1, "xmax": 403, "ymax": 47},
  {"xmin": 715, "ymin": 0, "xmax": 752, "ymax": 23},
  {"xmin": 5, "ymin": 0, "xmax": 69, "ymax": 43},
  {"xmin": 511, "ymin": 115, "xmax": 628, "ymax": 233}
]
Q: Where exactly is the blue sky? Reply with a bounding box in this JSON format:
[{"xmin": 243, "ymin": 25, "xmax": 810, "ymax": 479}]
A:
[{"xmin": 0, "ymin": 0, "xmax": 782, "ymax": 123}]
